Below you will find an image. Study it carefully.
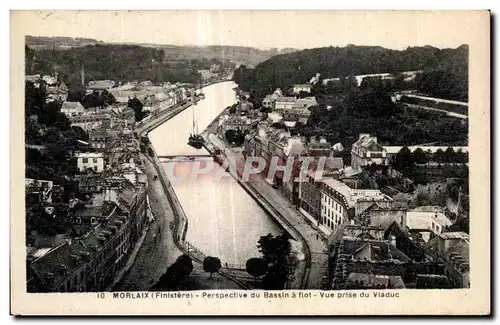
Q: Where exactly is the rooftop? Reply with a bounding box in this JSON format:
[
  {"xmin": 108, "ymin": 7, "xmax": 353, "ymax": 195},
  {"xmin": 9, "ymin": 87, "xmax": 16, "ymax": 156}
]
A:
[
  {"xmin": 406, "ymin": 211, "xmax": 452, "ymax": 230},
  {"xmin": 439, "ymin": 232, "xmax": 470, "ymax": 241},
  {"xmin": 75, "ymin": 152, "xmax": 104, "ymax": 158},
  {"xmin": 276, "ymin": 96, "xmax": 297, "ymax": 103}
]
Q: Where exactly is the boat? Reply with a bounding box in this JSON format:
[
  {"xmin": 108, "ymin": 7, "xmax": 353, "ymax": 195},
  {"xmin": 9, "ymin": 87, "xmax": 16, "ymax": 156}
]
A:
[{"xmin": 187, "ymin": 97, "xmax": 204, "ymax": 149}]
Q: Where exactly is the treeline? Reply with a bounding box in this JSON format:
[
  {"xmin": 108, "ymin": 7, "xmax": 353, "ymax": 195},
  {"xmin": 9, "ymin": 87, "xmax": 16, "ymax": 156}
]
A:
[
  {"xmin": 25, "ymin": 44, "xmax": 228, "ymax": 86},
  {"xmin": 234, "ymin": 44, "xmax": 468, "ymax": 102}
]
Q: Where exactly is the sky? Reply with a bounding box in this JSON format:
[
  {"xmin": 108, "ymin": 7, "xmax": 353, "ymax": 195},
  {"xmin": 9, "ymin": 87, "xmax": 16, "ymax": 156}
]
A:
[{"xmin": 13, "ymin": 10, "xmax": 480, "ymax": 50}]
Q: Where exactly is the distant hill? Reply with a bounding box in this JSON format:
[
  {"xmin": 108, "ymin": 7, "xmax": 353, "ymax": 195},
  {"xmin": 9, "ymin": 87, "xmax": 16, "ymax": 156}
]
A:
[
  {"xmin": 25, "ymin": 36, "xmax": 103, "ymax": 49},
  {"xmin": 25, "ymin": 36, "xmax": 298, "ymax": 68},
  {"xmin": 235, "ymin": 44, "xmax": 468, "ymax": 101}
]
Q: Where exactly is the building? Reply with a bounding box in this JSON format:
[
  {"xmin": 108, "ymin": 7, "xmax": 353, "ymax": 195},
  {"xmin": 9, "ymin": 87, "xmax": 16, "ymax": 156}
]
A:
[
  {"xmin": 331, "ymin": 224, "xmax": 449, "ymax": 290},
  {"xmin": 26, "ymin": 74, "xmax": 42, "ymax": 88},
  {"xmin": 282, "ymin": 108, "xmax": 311, "ymax": 126},
  {"xmin": 298, "ymin": 157, "xmax": 344, "ymax": 226},
  {"xmin": 243, "ymin": 126, "xmax": 305, "ymax": 203},
  {"xmin": 319, "ymin": 178, "xmax": 392, "ymax": 236},
  {"xmin": 424, "ymin": 232, "xmax": 470, "ymax": 288},
  {"xmin": 87, "ymin": 80, "xmax": 115, "ymax": 91},
  {"xmin": 42, "ymin": 75, "xmax": 57, "ymax": 86},
  {"xmin": 345, "ymin": 273, "xmax": 406, "ymax": 289},
  {"xmin": 70, "ymin": 113, "xmax": 113, "ymax": 132},
  {"xmin": 406, "ymin": 209, "xmax": 453, "ymax": 242},
  {"xmin": 76, "ymin": 152, "xmax": 105, "ymax": 173},
  {"xmin": 293, "ymin": 84, "xmax": 312, "ymax": 94},
  {"xmin": 27, "ymin": 181, "xmax": 148, "ymax": 292},
  {"xmin": 274, "ymin": 97, "xmax": 297, "ymax": 111},
  {"xmin": 294, "ymin": 97, "xmax": 318, "ymax": 110},
  {"xmin": 306, "ymin": 136, "xmax": 331, "ymax": 156},
  {"xmin": 89, "ymin": 129, "xmax": 115, "ymax": 152},
  {"xmin": 351, "ymin": 134, "xmax": 389, "ymax": 169},
  {"xmin": 61, "ymin": 101, "xmax": 85, "ymax": 118},
  {"xmin": 356, "ymin": 202, "xmax": 407, "ymax": 231},
  {"xmin": 262, "ymin": 96, "xmax": 273, "ymax": 109}
]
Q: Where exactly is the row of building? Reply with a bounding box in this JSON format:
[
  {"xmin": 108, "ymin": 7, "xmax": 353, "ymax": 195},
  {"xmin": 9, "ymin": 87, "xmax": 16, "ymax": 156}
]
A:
[
  {"xmin": 26, "ymin": 93, "xmax": 153, "ymax": 292},
  {"xmin": 239, "ymin": 119, "xmax": 469, "ymax": 287}
]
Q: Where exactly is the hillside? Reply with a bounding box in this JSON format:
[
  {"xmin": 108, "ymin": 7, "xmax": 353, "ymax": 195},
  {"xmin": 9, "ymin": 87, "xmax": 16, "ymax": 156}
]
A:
[
  {"xmin": 25, "ymin": 43, "xmax": 227, "ymax": 85},
  {"xmin": 25, "ymin": 36, "xmax": 297, "ymax": 68},
  {"xmin": 235, "ymin": 45, "xmax": 468, "ymax": 101}
]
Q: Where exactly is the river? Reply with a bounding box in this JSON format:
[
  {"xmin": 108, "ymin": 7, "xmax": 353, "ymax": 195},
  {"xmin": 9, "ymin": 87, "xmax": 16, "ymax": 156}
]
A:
[{"xmin": 148, "ymin": 81, "xmax": 284, "ymax": 266}]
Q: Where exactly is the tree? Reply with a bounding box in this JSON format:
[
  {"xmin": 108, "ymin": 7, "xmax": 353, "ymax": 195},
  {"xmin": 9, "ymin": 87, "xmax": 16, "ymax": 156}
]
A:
[
  {"xmin": 203, "ymin": 256, "xmax": 221, "ymax": 278},
  {"xmin": 246, "ymin": 258, "xmax": 268, "ymax": 283},
  {"xmin": 393, "ymin": 147, "xmax": 414, "ymax": 171},
  {"xmin": 262, "ymin": 264, "xmax": 288, "ymax": 290},
  {"xmin": 412, "ymin": 148, "xmax": 429, "ymax": 164},
  {"xmin": 151, "ymin": 254, "xmax": 193, "ymax": 291},
  {"xmin": 257, "ymin": 233, "xmax": 291, "ymax": 265},
  {"xmin": 128, "ymin": 97, "xmax": 145, "ymax": 122},
  {"xmin": 443, "ymin": 147, "xmax": 457, "ymax": 163},
  {"xmin": 434, "ymin": 148, "xmax": 445, "ymax": 163}
]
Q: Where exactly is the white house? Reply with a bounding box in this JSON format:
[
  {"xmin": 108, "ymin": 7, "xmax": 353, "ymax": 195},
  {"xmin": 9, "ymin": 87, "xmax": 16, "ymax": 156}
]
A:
[
  {"xmin": 274, "ymin": 97, "xmax": 297, "ymax": 111},
  {"xmin": 76, "ymin": 152, "xmax": 105, "ymax": 173},
  {"xmin": 406, "ymin": 210, "xmax": 453, "ymax": 242},
  {"xmin": 293, "ymin": 84, "xmax": 312, "ymax": 94},
  {"xmin": 61, "ymin": 101, "xmax": 85, "ymax": 117},
  {"xmin": 351, "ymin": 134, "xmax": 389, "ymax": 169}
]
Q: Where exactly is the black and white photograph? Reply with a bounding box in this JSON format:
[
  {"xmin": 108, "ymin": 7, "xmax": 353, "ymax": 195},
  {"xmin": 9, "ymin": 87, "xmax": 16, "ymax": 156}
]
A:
[{"xmin": 11, "ymin": 10, "xmax": 490, "ymax": 315}]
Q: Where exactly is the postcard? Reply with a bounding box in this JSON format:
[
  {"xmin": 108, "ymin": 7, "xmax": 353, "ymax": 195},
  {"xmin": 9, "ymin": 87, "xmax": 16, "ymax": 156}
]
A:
[{"xmin": 10, "ymin": 10, "xmax": 490, "ymax": 315}]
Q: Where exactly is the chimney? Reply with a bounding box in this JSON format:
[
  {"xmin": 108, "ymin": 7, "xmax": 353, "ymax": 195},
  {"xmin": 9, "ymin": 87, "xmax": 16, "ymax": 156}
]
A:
[
  {"xmin": 79, "ymin": 251, "xmax": 91, "ymax": 262},
  {"xmin": 70, "ymin": 254, "xmax": 81, "ymax": 265}
]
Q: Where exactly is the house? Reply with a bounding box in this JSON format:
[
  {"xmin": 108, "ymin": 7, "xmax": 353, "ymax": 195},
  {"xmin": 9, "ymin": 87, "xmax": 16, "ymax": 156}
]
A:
[
  {"xmin": 76, "ymin": 152, "xmax": 105, "ymax": 173},
  {"xmin": 87, "ymin": 80, "xmax": 115, "ymax": 90},
  {"xmin": 319, "ymin": 178, "xmax": 392, "ymax": 236},
  {"xmin": 61, "ymin": 102, "xmax": 85, "ymax": 118},
  {"xmin": 406, "ymin": 209, "xmax": 452, "ymax": 242},
  {"xmin": 294, "ymin": 97, "xmax": 318, "ymax": 110},
  {"xmin": 89, "ymin": 129, "xmax": 115, "ymax": 152},
  {"xmin": 293, "ymin": 84, "xmax": 312, "ymax": 94},
  {"xmin": 262, "ymin": 96, "xmax": 273, "ymax": 109},
  {"xmin": 274, "ymin": 97, "xmax": 297, "ymax": 111},
  {"xmin": 345, "ymin": 273, "xmax": 406, "ymax": 289},
  {"xmin": 282, "ymin": 108, "xmax": 311, "ymax": 125},
  {"xmin": 70, "ymin": 113, "xmax": 113, "ymax": 132},
  {"xmin": 351, "ymin": 134, "xmax": 389, "ymax": 169},
  {"xmin": 42, "ymin": 75, "xmax": 57, "ymax": 86},
  {"xmin": 424, "ymin": 232, "xmax": 470, "ymax": 288},
  {"xmin": 357, "ymin": 202, "xmax": 407, "ymax": 230},
  {"xmin": 306, "ymin": 136, "xmax": 331, "ymax": 156}
]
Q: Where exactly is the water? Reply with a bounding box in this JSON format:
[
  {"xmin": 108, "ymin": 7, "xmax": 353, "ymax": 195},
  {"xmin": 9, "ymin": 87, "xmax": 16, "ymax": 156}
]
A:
[{"xmin": 148, "ymin": 81, "xmax": 284, "ymax": 266}]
